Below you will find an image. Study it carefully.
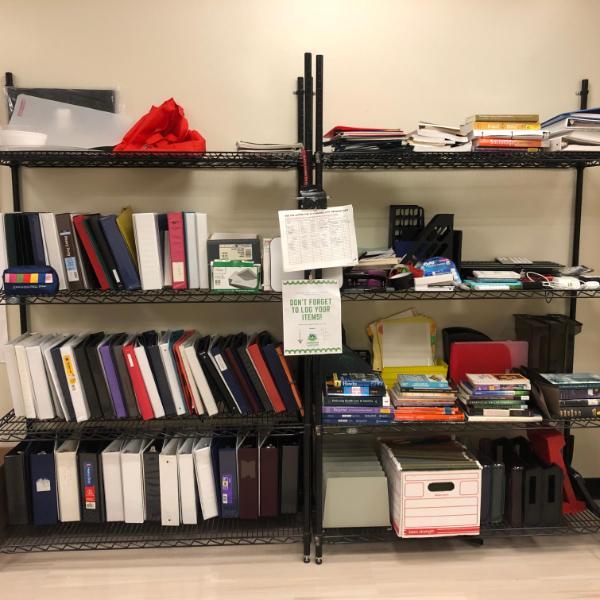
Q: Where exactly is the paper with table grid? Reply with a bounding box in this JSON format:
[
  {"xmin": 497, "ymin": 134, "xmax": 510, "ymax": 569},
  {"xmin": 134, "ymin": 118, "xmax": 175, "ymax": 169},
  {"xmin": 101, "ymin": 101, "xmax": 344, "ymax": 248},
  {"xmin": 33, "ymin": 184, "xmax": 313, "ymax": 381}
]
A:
[{"xmin": 278, "ymin": 205, "xmax": 359, "ymax": 271}]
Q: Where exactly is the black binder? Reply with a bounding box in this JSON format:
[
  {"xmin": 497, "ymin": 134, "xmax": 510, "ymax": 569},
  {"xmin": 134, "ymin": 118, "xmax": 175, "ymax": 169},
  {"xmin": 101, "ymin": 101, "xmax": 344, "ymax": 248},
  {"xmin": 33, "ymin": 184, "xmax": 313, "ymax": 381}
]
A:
[
  {"xmin": 78, "ymin": 441, "xmax": 107, "ymax": 523},
  {"xmin": 236, "ymin": 333, "xmax": 273, "ymax": 412},
  {"xmin": 198, "ymin": 335, "xmax": 237, "ymax": 414},
  {"xmin": 111, "ymin": 334, "xmax": 140, "ymax": 418},
  {"xmin": 4, "ymin": 441, "xmax": 32, "ymax": 525},
  {"xmin": 84, "ymin": 332, "xmax": 115, "ymax": 419},
  {"xmin": 143, "ymin": 331, "xmax": 177, "ymax": 417},
  {"xmin": 143, "ymin": 440, "xmax": 162, "ymax": 522},
  {"xmin": 73, "ymin": 334, "xmax": 103, "ymax": 419},
  {"xmin": 280, "ymin": 444, "xmax": 300, "ymax": 514},
  {"xmin": 29, "ymin": 441, "xmax": 58, "ymax": 526}
]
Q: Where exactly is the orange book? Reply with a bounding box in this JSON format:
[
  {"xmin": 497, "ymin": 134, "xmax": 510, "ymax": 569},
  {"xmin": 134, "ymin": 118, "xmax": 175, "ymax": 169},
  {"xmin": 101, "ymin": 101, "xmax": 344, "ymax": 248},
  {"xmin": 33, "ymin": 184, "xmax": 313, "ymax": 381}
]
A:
[
  {"xmin": 394, "ymin": 413, "xmax": 465, "ymax": 422},
  {"xmin": 471, "ymin": 121, "xmax": 540, "ymax": 130},
  {"xmin": 472, "ymin": 137, "xmax": 543, "ymax": 149},
  {"xmin": 275, "ymin": 345, "xmax": 304, "ymax": 416}
]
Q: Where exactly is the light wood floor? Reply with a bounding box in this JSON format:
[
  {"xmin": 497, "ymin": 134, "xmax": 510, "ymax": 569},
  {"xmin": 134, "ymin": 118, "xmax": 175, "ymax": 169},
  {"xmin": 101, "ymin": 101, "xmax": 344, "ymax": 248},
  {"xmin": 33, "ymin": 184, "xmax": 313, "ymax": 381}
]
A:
[{"xmin": 1, "ymin": 535, "xmax": 600, "ymax": 599}]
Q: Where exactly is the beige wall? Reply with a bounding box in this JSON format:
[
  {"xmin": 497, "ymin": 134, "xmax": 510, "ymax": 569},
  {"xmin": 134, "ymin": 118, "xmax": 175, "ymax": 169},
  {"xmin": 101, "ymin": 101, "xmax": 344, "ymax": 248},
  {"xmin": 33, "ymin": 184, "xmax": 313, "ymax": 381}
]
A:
[{"xmin": 1, "ymin": 0, "xmax": 599, "ymax": 473}]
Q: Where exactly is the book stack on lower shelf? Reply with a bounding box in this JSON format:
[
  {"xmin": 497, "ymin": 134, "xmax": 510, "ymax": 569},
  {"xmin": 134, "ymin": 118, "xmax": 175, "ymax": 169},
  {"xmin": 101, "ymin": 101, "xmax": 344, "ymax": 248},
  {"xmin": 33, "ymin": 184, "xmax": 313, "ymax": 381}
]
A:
[
  {"xmin": 389, "ymin": 374, "xmax": 464, "ymax": 422},
  {"xmin": 535, "ymin": 373, "xmax": 600, "ymax": 419},
  {"xmin": 322, "ymin": 373, "xmax": 393, "ymax": 426},
  {"xmin": 458, "ymin": 373, "xmax": 542, "ymax": 422}
]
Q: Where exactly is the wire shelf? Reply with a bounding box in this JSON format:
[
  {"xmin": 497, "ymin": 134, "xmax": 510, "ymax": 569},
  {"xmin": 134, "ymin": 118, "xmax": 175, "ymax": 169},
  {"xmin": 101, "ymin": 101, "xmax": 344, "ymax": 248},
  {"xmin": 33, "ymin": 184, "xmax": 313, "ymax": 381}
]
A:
[
  {"xmin": 3, "ymin": 288, "xmax": 600, "ymax": 305},
  {"xmin": 323, "ymin": 151, "xmax": 600, "ymax": 170},
  {"xmin": 322, "ymin": 510, "xmax": 600, "ymax": 544},
  {"xmin": 0, "ymin": 410, "xmax": 303, "ymax": 443},
  {"xmin": 0, "ymin": 150, "xmax": 300, "ymax": 169},
  {"xmin": 319, "ymin": 417, "xmax": 600, "ymax": 435},
  {"xmin": 0, "ymin": 513, "xmax": 304, "ymax": 553}
]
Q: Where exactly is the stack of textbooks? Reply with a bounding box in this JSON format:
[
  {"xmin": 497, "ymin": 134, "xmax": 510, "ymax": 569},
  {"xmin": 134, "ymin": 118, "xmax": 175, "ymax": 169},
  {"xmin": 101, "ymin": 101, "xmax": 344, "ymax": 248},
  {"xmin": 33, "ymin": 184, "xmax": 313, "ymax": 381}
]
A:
[
  {"xmin": 407, "ymin": 122, "xmax": 471, "ymax": 153},
  {"xmin": 389, "ymin": 374, "xmax": 464, "ymax": 422},
  {"xmin": 460, "ymin": 114, "xmax": 546, "ymax": 152},
  {"xmin": 543, "ymin": 108, "xmax": 600, "ymax": 151},
  {"xmin": 5, "ymin": 330, "xmax": 302, "ymax": 422},
  {"xmin": 458, "ymin": 373, "xmax": 542, "ymax": 422},
  {"xmin": 323, "ymin": 126, "xmax": 408, "ymax": 152},
  {"xmin": 322, "ymin": 373, "xmax": 393, "ymax": 425},
  {"xmin": 537, "ymin": 373, "xmax": 600, "ymax": 418}
]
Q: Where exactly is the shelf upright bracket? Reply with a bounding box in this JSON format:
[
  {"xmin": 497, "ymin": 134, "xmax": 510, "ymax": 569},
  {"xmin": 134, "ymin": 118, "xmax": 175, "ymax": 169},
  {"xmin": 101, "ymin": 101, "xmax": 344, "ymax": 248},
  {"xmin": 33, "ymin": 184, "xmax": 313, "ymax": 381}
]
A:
[
  {"xmin": 568, "ymin": 79, "xmax": 589, "ymax": 338},
  {"xmin": 295, "ymin": 76, "xmax": 305, "ymax": 196},
  {"xmin": 4, "ymin": 71, "xmax": 28, "ymax": 334}
]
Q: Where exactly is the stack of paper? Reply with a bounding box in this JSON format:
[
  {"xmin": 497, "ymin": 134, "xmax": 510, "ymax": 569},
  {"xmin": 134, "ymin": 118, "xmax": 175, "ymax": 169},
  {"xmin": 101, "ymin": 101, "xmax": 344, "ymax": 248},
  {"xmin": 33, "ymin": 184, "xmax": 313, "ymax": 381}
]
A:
[
  {"xmin": 324, "ymin": 125, "xmax": 408, "ymax": 152},
  {"xmin": 542, "ymin": 108, "xmax": 600, "ymax": 151},
  {"xmin": 460, "ymin": 114, "xmax": 546, "ymax": 151},
  {"xmin": 407, "ymin": 122, "xmax": 472, "ymax": 153}
]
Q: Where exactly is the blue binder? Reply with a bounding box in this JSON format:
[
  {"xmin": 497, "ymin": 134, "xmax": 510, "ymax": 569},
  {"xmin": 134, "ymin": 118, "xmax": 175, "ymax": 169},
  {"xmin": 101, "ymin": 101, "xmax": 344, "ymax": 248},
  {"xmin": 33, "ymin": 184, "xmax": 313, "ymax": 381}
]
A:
[{"xmin": 99, "ymin": 214, "xmax": 141, "ymax": 290}]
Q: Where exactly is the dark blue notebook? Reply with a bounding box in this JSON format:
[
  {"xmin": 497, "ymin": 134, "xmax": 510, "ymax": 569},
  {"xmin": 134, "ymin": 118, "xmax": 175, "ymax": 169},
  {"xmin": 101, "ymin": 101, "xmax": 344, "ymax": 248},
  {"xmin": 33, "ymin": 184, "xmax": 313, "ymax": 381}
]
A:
[
  {"xmin": 209, "ymin": 336, "xmax": 250, "ymax": 414},
  {"xmin": 99, "ymin": 215, "xmax": 141, "ymax": 291},
  {"xmin": 262, "ymin": 340, "xmax": 297, "ymax": 413},
  {"xmin": 218, "ymin": 444, "xmax": 239, "ymax": 518}
]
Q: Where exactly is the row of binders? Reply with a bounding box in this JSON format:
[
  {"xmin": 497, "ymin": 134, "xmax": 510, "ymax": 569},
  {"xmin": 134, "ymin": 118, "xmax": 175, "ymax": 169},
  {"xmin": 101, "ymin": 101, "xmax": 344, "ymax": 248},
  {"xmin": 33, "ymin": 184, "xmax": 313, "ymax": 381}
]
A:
[
  {"xmin": 0, "ymin": 209, "xmax": 211, "ymax": 291},
  {"xmin": 6, "ymin": 330, "xmax": 303, "ymax": 422},
  {"xmin": 4, "ymin": 436, "xmax": 301, "ymax": 526}
]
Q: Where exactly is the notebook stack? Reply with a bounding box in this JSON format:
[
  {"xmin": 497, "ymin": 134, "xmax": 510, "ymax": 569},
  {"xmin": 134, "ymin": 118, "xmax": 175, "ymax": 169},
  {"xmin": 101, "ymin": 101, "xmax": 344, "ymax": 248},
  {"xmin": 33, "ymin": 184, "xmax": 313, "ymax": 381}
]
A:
[
  {"xmin": 390, "ymin": 374, "xmax": 464, "ymax": 422},
  {"xmin": 537, "ymin": 373, "xmax": 600, "ymax": 418},
  {"xmin": 460, "ymin": 114, "xmax": 546, "ymax": 151},
  {"xmin": 463, "ymin": 270, "xmax": 523, "ymax": 291},
  {"xmin": 5, "ymin": 330, "xmax": 302, "ymax": 422},
  {"xmin": 323, "ymin": 126, "xmax": 408, "ymax": 152},
  {"xmin": 407, "ymin": 122, "xmax": 471, "ymax": 153},
  {"xmin": 322, "ymin": 373, "xmax": 393, "ymax": 426},
  {"xmin": 458, "ymin": 373, "xmax": 542, "ymax": 422},
  {"xmin": 543, "ymin": 108, "xmax": 600, "ymax": 151}
]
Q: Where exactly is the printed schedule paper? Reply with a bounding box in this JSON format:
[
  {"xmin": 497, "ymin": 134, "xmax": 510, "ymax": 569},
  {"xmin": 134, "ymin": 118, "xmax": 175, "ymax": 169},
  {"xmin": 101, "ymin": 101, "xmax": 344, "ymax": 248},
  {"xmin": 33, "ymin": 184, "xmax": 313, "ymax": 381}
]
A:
[{"xmin": 278, "ymin": 206, "xmax": 359, "ymax": 271}]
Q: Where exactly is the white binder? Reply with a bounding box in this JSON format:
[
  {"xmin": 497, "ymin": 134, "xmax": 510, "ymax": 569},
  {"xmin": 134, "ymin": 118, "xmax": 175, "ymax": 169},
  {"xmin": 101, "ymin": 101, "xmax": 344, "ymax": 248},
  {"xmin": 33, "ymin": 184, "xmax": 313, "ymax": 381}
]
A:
[
  {"xmin": 40, "ymin": 334, "xmax": 69, "ymax": 420},
  {"xmin": 159, "ymin": 438, "xmax": 180, "ymax": 526},
  {"xmin": 193, "ymin": 438, "xmax": 219, "ymax": 520},
  {"xmin": 132, "ymin": 213, "xmax": 163, "ymax": 290},
  {"xmin": 179, "ymin": 333, "xmax": 204, "ymax": 415},
  {"xmin": 60, "ymin": 334, "xmax": 90, "ymax": 422},
  {"xmin": 26, "ymin": 334, "xmax": 56, "ymax": 420},
  {"xmin": 55, "ymin": 440, "xmax": 81, "ymax": 522},
  {"xmin": 39, "ymin": 212, "xmax": 67, "ymax": 290},
  {"xmin": 177, "ymin": 438, "xmax": 198, "ymax": 525},
  {"xmin": 184, "ymin": 343, "xmax": 219, "ymax": 416},
  {"xmin": 102, "ymin": 439, "xmax": 125, "ymax": 522},
  {"xmin": 14, "ymin": 333, "xmax": 43, "ymax": 419},
  {"xmin": 5, "ymin": 333, "xmax": 29, "ymax": 417},
  {"xmin": 134, "ymin": 341, "xmax": 165, "ymax": 418},
  {"xmin": 158, "ymin": 332, "xmax": 187, "ymax": 416},
  {"xmin": 184, "ymin": 212, "xmax": 199, "ymax": 289},
  {"xmin": 195, "ymin": 213, "xmax": 209, "ymax": 289},
  {"xmin": 120, "ymin": 439, "xmax": 151, "ymax": 524}
]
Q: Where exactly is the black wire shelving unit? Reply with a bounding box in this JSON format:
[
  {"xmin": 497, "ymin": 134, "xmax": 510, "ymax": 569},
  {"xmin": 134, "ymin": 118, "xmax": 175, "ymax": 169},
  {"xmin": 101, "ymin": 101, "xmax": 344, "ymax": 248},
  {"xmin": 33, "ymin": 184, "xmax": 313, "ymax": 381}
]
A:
[
  {"xmin": 0, "ymin": 514, "xmax": 305, "ymax": 553},
  {"xmin": 2, "ymin": 288, "xmax": 600, "ymax": 305},
  {"xmin": 0, "ymin": 150, "xmax": 301, "ymax": 169},
  {"xmin": 0, "ymin": 410, "xmax": 303, "ymax": 443},
  {"xmin": 323, "ymin": 151, "xmax": 600, "ymax": 170},
  {"xmin": 321, "ymin": 510, "xmax": 600, "ymax": 545}
]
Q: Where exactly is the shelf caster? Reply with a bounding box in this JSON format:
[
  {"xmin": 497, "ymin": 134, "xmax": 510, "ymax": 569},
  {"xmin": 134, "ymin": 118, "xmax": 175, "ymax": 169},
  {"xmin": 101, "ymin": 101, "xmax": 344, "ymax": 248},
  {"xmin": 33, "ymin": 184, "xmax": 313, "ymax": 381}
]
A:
[
  {"xmin": 316, "ymin": 557, "xmax": 323, "ymax": 565},
  {"xmin": 467, "ymin": 537, "xmax": 484, "ymax": 546},
  {"xmin": 303, "ymin": 555, "xmax": 311, "ymax": 564}
]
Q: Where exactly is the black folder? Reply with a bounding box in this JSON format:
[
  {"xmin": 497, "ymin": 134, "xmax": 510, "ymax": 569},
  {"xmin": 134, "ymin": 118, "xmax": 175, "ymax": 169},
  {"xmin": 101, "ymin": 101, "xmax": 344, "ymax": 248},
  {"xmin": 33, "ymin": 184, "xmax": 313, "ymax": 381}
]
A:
[
  {"xmin": 143, "ymin": 440, "xmax": 163, "ymax": 522},
  {"xmin": 143, "ymin": 331, "xmax": 177, "ymax": 417},
  {"xmin": 29, "ymin": 441, "xmax": 58, "ymax": 526},
  {"xmin": 111, "ymin": 333, "xmax": 140, "ymax": 418},
  {"xmin": 4, "ymin": 441, "xmax": 32, "ymax": 525},
  {"xmin": 280, "ymin": 444, "xmax": 300, "ymax": 514},
  {"xmin": 78, "ymin": 441, "xmax": 107, "ymax": 523},
  {"xmin": 85, "ymin": 332, "xmax": 115, "ymax": 419},
  {"xmin": 73, "ymin": 334, "xmax": 103, "ymax": 419}
]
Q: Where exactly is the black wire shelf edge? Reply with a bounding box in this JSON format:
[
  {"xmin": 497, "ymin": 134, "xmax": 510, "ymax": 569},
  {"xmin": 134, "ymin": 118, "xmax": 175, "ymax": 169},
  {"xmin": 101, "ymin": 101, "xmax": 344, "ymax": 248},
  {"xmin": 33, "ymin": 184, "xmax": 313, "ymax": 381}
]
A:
[
  {"xmin": 323, "ymin": 151, "xmax": 600, "ymax": 170},
  {"xmin": 319, "ymin": 417, "xmax": 600, "ymax": 434},
  {"xmin": 3, "ymin": 288, "xmax": 600, "ymax": 305},
  {"xmin": 0, "ymin": 150, "xmax": 301, "ymax": 169},
  {"xmin": 322, "ymin": 511, "xmax": 600, "ymax": 544},
  {"xmin": 0, "ymin": 514, "xmax": 304, "ymax": 553},
  {"xmin": 0, "ymin": 411, "xmax": 303, "ymax": 442}
]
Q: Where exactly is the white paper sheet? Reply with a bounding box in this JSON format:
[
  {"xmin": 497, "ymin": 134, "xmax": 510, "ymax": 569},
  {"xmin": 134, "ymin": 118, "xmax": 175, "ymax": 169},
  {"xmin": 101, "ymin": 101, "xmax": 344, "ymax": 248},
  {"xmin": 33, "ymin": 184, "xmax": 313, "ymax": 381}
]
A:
[{"xmin": 278, "ymin": 206, "xmax": 358, "ymax": 271}]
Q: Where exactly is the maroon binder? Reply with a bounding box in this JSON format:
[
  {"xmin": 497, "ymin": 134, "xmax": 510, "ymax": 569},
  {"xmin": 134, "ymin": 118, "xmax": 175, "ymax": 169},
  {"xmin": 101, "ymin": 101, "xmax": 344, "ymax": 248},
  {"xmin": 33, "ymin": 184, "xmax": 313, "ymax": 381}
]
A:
[
  {"xmin": 238, "ymin": 446, "xmax": 258, "ymax": 519},
  {"xmin": 259, "ymin": 444, "xmax": 279, "ymax": 517}
]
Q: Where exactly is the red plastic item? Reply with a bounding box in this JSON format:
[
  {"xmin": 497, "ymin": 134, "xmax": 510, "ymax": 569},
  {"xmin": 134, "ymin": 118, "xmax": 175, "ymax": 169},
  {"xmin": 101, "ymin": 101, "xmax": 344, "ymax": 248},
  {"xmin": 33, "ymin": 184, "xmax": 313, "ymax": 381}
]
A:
[
  {"xmin": 114, "ymin": 98, "xmax": 206, "ymax": 152},
  {"xmin": 528, "ymin": 429, "xmax": 586, "ymax": 514},
  {"xmin": 449, "ymin": 341, "xmax": 512, "ymax": 386}
]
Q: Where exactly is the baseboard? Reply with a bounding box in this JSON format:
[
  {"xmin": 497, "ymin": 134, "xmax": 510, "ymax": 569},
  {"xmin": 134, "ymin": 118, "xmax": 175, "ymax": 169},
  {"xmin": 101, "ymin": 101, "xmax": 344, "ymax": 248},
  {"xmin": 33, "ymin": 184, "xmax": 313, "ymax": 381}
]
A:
[{"xmin": 584, "ymin": 477, "xmax": 600, "ymax": 499}]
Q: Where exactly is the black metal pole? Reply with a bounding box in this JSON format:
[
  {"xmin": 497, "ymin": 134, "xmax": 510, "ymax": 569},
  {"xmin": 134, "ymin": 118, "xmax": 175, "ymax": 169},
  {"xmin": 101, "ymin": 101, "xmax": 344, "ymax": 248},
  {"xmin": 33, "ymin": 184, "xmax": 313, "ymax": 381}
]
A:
[
  {"xmin": 313, "ymin": 355, "xmax": 323, "ymax": 564},
  {"xmin": 302, "ymin": 357, "xmax": 312, "ymax": 562},
  {"xmin": 303, "ymin": 53, "xmax": 313, "ymax": 187},
  {"xmin": 315, "ymin": 55, "xmax": 324, "ymax": 192},
  {"xmin": 296, "ymin": 76, "xmax": 305, "ymax": 197},
  {"xmin": 568, "ymin": 79, "xmax": 589, "ymax": 329},
  {"xmin": 10, "ymin": 165, "xmax": 27, "ymax": 334}
]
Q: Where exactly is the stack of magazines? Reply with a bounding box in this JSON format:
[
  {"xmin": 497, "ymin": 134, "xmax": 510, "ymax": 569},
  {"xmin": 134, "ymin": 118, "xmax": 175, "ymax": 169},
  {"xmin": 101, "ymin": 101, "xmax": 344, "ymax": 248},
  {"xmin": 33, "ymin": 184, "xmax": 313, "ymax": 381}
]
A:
[
  {"xmin": 322, "ymin": 373, "xmax": 393, "ymax": 425},
  {"xmin": 390, "ymin": 374, "xmax": 464, "ymax": 421},
  {"xmin": 324, "ymin": 126, "xmax": 408, "ymax": 152}
]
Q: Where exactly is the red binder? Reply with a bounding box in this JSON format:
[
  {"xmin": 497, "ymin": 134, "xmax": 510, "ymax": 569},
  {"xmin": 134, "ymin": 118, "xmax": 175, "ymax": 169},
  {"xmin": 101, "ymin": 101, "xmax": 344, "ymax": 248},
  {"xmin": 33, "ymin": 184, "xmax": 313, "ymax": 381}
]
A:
[
  {"xmin": 72, "ymin": 214, "xmax": 111, "ymax": 290},
  {"xmin": 275, "ymin": 345, "xmax": 304, "ymax": 416},
  {"xmin": 172, "ymin": 330, "xmax": 194, "ymax": 413},
  {"xmin": 167, "ymin": 212, "xmax": 187, "ymax": 289},
  {"xmin": 122, "ymin": 339, "xmax": 154, "ymax": 420},
  {"xmin": 247, "ymin": 336, "xmax": 286, "ymax": 413}
]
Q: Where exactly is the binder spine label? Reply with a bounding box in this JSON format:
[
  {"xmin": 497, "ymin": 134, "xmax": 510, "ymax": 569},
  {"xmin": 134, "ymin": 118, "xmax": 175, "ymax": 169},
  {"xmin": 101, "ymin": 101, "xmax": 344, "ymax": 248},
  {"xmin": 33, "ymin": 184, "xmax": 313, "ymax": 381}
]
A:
[
  {"xmin": 83, "ymin": 462, "xmax": 96, "ymax": 509},
  {"xmin": 64, "ymin": 256, "xmax": 80, "ymax": 282},
  {"xmin": 221, "ymin": 474, "xmax": 233, "ymax": 505}
]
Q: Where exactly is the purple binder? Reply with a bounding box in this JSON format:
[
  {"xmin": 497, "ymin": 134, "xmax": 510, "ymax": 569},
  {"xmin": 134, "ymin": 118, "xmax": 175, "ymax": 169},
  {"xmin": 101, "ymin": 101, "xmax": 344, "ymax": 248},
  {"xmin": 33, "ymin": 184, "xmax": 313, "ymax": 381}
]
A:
[{"xmin": 99, "ymin": 337, "xmax": 128, "ymax": 418}]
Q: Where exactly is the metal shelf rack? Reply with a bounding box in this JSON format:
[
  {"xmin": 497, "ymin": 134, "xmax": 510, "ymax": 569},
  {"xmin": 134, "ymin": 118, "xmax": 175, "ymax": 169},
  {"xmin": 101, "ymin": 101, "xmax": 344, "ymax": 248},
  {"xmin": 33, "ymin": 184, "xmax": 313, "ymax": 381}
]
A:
[
  {"xmin": 322, "ymin": 150, "xmax": 600, "ymax": 170},
  {"xmin": 0, "ymin": 150, "xmax": 300, "ymax": 169},
  {"xmin": 3, "ymin": 287, "xmax": 600, "ymax": 305},
  {"xmin": 0, "ymin": 514, "xmax": 304, "ymax": 553}
]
